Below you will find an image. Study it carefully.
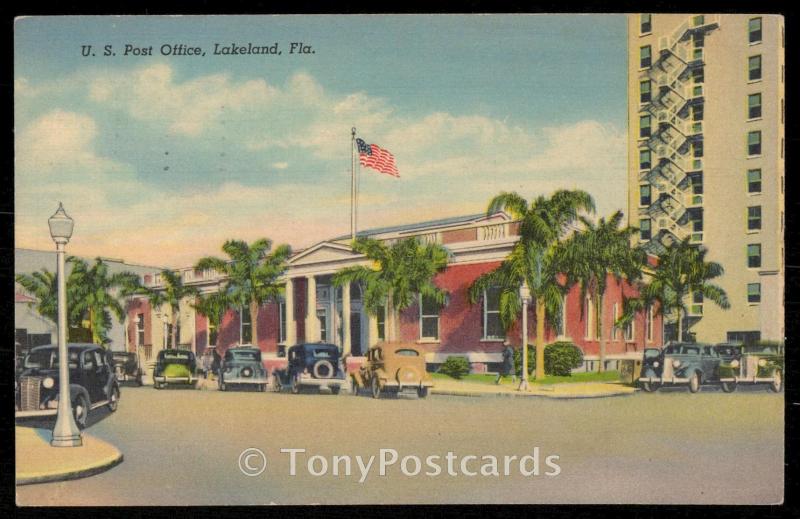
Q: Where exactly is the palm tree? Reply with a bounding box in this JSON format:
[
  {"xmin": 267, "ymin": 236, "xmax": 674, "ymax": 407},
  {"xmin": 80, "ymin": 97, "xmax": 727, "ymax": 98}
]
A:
[
  {"xmin": 192, "ymin": 288, "xmax": 230, "ymax": 346},
  {"xmin": 195, "ymin": 239, "xmax": 292, "ymax": 347},
  {"xmin": 331, "ymin": 237, "xmax": 450, "ymax": 342},
  {"xmin": 15, "ymin": 269, "xmax": 61, "ymax": 324},
  {"xmin": 559, "ymin": 211, "xmax": 646, "ymax": 372},
  {"xmin": 136, "ymin": 269, "xmax": 199, "ymax": 350},
  {"xmin": 67, "ymin": 257, "xmax": 143, "ymax": 345},
  {"xmin": 468, "ymin": 190, "xmax": 596, "ymax": 380},
  {"xmin": 621, "ymin": 237, "xmax": 729, "ymax": 343}
]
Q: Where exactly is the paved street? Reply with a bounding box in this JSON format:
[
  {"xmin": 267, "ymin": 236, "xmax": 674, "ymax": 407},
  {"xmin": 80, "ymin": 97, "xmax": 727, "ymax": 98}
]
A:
[{"xmin": 16, "ymin": 384, "xmax": 783, "ymax": 505}]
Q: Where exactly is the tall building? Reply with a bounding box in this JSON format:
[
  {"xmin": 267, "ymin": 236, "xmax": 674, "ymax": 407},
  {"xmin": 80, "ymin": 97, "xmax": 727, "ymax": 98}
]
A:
[{"xmin": 627, "ymin": 14, "xmax": 785, "ymax": 343}]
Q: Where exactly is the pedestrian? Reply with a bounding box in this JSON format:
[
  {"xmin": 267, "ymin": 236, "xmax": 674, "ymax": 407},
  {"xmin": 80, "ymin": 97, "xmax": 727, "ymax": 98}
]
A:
[
  {"xmin": 212, "ymin": 348, "xmax": 221, "ymax": 379},
  {"xmin": 497, "ymin": 344, "xmax": 516, "ymax": 384}
]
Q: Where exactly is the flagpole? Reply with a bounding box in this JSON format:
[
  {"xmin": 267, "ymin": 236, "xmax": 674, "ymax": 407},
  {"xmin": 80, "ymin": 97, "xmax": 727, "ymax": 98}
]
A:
[{"xmin": 351, "ymin": 127, "xmax": 357, "ymax": 241}]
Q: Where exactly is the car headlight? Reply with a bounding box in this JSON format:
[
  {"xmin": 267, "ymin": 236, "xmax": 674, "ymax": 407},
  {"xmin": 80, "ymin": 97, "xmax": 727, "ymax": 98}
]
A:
[
  {"xmin": 42, "ymin": 377, "xmax": 55, "ymax": 389},
  {"xmin": 653, "ymin": 361, "xmax": 660, "ymax": 368},
  {"xmin": 672, "ymin": 359, "xmax": 681, "ymax": 368},
  {"xmin": 730, "ymin": 360, "xmax": 740, "ymax": 368},
  {"xmin": 758, "ymin": 359, "xmax": 768, "ymax": 367}
]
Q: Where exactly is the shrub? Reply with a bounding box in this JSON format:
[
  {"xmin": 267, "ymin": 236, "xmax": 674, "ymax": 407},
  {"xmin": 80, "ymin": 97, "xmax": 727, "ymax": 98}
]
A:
[
  {"xmin": 544, "ymin": 341, "xmax": 583, "ymax": 376},
  {"xmin": 512, "ymin": 341, "xmax": 583, "ymax": 377},
  {"xmin": 438, "ymin": 356, "xmax": 471, "ymax": 379}
]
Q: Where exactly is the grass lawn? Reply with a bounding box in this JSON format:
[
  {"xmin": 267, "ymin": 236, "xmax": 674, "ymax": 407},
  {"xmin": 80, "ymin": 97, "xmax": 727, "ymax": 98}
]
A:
[{"xmin": 430, "ymin": 371, "xmax": 622, "ymax": 386}]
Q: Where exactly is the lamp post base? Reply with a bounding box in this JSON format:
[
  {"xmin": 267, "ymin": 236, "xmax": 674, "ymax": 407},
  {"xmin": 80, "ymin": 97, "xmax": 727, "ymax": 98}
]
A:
[
  {"xmin": 518, "ymin": 379, "xmax": 529, "ymax": 391},
  {"xmin": 51, "ymin": 434, "xmax": 83, "ymax": 448}
]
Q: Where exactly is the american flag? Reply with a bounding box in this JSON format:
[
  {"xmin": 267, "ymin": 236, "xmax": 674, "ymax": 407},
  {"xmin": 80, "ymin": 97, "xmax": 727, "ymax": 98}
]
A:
[{"xmin": 356, "ymin": 138, "xmax": 399, "ymax": 177}]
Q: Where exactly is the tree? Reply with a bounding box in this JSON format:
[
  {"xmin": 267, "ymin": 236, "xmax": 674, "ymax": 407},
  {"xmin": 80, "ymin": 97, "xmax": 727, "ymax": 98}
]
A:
[
  {"xmin": 135, "ymin": 269, "xmax": 199, "ymax": 350},
  {"xmin": 66, "ymin": 257, "xmax": 142, "ymax": 345},
  {"xmin": 195, "ymin": 239, "xmax": 292, "ymax": 347},
  {"xmin": 192, "ymin": 288, "xmax": 230, "ymax": 346},
  {"xmin": 559, "ymin": 211, "xmax": 645, "ymax": 372},
  {"xmin": 621, "ymin": 237, "xmax": 729, "ymax": 343},
  {"xmin": 331, "ymin": 237, "xmax": 450, "ymax": 342},
  {"xmin": 15, "ymin": 269, "xmax": 61, "ymax": 324},
  {"xmin": 468, "ymin": 190, "xmax": 595, "ymax": 380}
]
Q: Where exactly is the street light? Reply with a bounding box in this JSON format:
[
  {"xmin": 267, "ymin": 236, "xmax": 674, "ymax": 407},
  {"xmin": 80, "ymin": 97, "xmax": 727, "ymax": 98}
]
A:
[
  {"xmin": 519, "ymin": 279, "xmax": 531, "ymax": 391},
  {"xmin": 48, "ymin": 203, "xmax": 82, "ymax": 447}
]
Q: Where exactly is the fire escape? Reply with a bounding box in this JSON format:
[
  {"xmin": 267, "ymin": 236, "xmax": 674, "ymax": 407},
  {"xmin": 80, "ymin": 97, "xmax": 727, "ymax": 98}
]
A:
[{"xmin": 638, "ymin": 15, "xmax": 720, "ymax": 254}]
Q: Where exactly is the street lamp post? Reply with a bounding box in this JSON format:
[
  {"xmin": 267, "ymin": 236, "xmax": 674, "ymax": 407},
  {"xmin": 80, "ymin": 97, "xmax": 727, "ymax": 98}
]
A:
[
  {"xmin": 519, "ymin": 279, "xmax": 531, "ymax": 391},
  {"xmin": 49, "ymin": 203, "xmax": 82, "ymax": 447}
]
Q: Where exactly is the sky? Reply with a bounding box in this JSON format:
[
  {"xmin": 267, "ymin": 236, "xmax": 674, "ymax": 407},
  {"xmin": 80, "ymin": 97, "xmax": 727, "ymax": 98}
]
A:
[{"xmin": 15, "ymin": 14, "xmax": 628, "ymax": 268}]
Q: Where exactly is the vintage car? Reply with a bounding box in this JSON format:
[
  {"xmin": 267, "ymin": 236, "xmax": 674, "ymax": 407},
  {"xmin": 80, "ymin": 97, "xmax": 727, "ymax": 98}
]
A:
[
  {"xmin": 716, "ymin": 342, "xmax": 784, "ymax": 393},
  {"xmin": 153, "ymin": 349, "xmax": 197, "ymax": 389},
  {"xmin": 638, "ymin": 342, "xmax": 721, "ymax": 393},
  {"xmin": 15, "ymin": 343, "xmax": 120, "ymax": 428},
  {"xmin": 218, "ymin": 346, "xmax": 269, "ymax": 391},
  {"xmin": 273, "ymin": 343, "xmax": 347, "ymax": 394},
  {"xmin": 351, "ymin": 343, "xmax": 433, "ymax": 399},
  {"xmin": 110, "ymin": 351, "xmax": 144, "ymax": 386}
]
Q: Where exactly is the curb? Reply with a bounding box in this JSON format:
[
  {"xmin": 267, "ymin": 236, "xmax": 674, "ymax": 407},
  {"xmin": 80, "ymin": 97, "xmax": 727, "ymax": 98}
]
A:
[
  {"xmin": 16, "ymin": 451, "xmax": 124, "ymax": 486},
  {"xmin": 430, "ymin": 387, "xmax": 636, "ymax": 400}
]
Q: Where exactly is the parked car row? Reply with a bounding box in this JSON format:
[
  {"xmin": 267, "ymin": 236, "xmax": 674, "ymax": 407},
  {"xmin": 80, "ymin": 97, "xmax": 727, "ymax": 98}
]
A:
[{"xmin": 638, "ymin": 342, "xmax": 784, "ymax": 393}]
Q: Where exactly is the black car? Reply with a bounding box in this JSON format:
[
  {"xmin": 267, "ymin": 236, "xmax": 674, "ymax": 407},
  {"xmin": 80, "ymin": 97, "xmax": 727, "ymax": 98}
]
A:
[
  {"xmin": 15, "ymin": 343, "xmax": 120, "ymax": 428},
  {"xmin": 273, "ymin": 343, "xmax": 347, "ymax": 394},
  {"xmin": 111, "ymin": 351, "xmax": 144, "ymax": 386}
]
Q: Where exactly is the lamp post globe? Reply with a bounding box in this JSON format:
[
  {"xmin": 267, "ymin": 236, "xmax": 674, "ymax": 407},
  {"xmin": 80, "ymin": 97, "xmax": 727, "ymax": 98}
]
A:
[
  {"xmin": 518, "ymin": 280, "xmax": 531, "ymax": 391},
  {"xmin": 49, "ymin": 203, "xmax": 82, "ymax": 447}
]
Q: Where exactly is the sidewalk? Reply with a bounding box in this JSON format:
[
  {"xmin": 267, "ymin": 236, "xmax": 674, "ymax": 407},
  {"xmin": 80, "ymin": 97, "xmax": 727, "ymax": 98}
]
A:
[
  {"xmin": 430, "ymin": 378, "xmax": 636, "ymax": 399},
  {"xmin": 16, "ymin": 426, "xmax": 123, "ymax": 485}
]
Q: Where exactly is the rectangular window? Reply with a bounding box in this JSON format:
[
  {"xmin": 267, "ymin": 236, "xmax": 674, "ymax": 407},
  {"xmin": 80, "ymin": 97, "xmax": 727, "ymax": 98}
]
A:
[
  {"xmin": 279, "ymin": 299, "xmax": 287, "ymax": 343},
  {"xmin": 748, "ymin": 131, "xmax": 761, "ymax": 156},
  {"xmin": 692, "ymin": 15, "xmax": 705, "ymax": 27},
  {"xmin": 693, "ymin": 140, "xmax": 703, "ymax": 158},
  {"xmin": 639, "ymin": 149, "xmax": 651, "ymax": 170},
  {"xmin": 748, "ymin": 93, "xmax": 762, "ymax": 119},
  {"xmin": 584, "ymin": 297, "xmax": 594, "ymax": 340},
  {"xmin": 419, "ymin": 295, "xmax": 440, "ymax": 340},
  {"xmin": 747, "ymin": 169, "xmax": 762, "ymax": 193},
  {"xmin": 693, "ymin": 33, "xmax": 705, "ymax": 48},
  {"xmin": 639, "ymin": 115, "xmax": 651, "ymax": 138},
  {"xmin": 747, "ymin": 244, "xmax": 762, "ymax": 268},
  {"xmin": 691, "ymin": 291, "xmax": 704, "ymax": 315},
  {"xmin": 623, "ymin": 319, "xmax": 634, "ymax": 342},
  {"xmin": 640, "ymin": 45, "xmax": 652, "ymax": 68},
  {"xmin": 639, "ymin": 219, "xmax": 652, "ymax": 240},
  {"xmin": 692, "ymin": 66, "xmax": 704, "ymax": 84},
  {"xmin": 747, "ymin": 283, "xmax": 761, "ymax": 303},
  {"xmin": 639, "ymin": 185, "xmax": 652, "ymax": 206},
  {"xmin": 240, "ymin": 306, "xmax": 252, "ymax": 344},
  {"xmin": 690, "ymin": 173, "xmax": 704, "ymax": 195},
  {"xmin": 317, "ymin": 308, "xmax": 327, "ymax": 342},
  {"xmin": 377, "ymin": 305, "xmax": 386, "ymax": 341},
  {"xmin": 748, "ymin": 206, "xmax": 762, "ymax": 230},
  {"xmin": 692, "ymin": 103, "xmax": 704, "ymax": 121},
  {"xmin": 640, "ymin": 80, "xmax": 651, "ymax": 103},
  {"xmin": 208, "ymin": 317, "xmax": 218, "ymax": 347},
  {"xmin": 646, "ymin": 306, "xmax": 654, "ymax": 342},
  {"xmin": 748, "ymin": 55, "xmax": 762, "ymax": 81},
  {"xmin": 749, "ymin": 17, "xmax": 762, "ymax": 44},
  {"xmin": 136, "ymin": 313, "xmax": 145, "ymax": 346},
  {"xmin": 483, "ymin": 287, "xmax": 503, "ymax": 340},
  {"xmin": 166, "ymin": 323, "xmax": 181, "ymax": 348},
  {"xmin": 640, "ymin": 14, "xmax": 652, "ymax": 34},
  {"xmin": 689, "ymin": 208, "xmax": 703, "ymax": 232},
  {"xmin": 612, "ymin": 302, "xmax": 619, "ymax": 340}
]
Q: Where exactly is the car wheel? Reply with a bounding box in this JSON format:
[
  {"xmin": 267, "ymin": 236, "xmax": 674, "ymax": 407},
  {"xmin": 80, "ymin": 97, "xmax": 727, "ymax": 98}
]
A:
[
  {"xmin": 154, "ymin": 380, "xmax": 162, "ymax": 390},
  {"xmin": 721, "ymin": 381, "xmax": 737, "ymax": 393},
  {"xmin": 688, "ymin": 372, "xmax": 701, "ymax": 393},
  {"xmin": 770, "ymin": 371, "xmax": 783, "ymax": 393},
  {"xmin": 371, "ymin": 376, "xmax": 381, "ymax": 399},
  {"xmin": 418, "ymin": 386, "xmax": 428, "ymax": 399},
  {"xmin": 331, "ymin": 385, "xmax": 341, "ymax": 395},
  {"xmin": 107, "ymin": 386, "xmax": 120, "ymax": 412},
  {"xmin": 291, "ymin": 374, "xmax": 301, "ymax": 394},
  {"xmin": 641, "ymin": 381, "xmax": 656, "ymax": 393},
  {"xmin": 350, "ymin": 377, "xmax": 359, "ymax": 396},
  {"xmin": 219, "ymin": 379, "xmax": 227, "ymax": 392},
  {"xmin": 72, "ymin": 393, "xmax": 88, "ymax": 429},
  {"xmin": 136, "ymin": 372, "xmax": 143, "ymax": 387}
]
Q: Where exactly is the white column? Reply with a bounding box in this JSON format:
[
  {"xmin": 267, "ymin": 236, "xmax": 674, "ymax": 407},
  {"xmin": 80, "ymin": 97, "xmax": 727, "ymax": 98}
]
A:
[
  {"xmin": 305, "ymin": 275, "xmax": 318, "ymax": 342},
  {"xmin": 342, "ymin": 282, "xmax": 351, "ymax": 355},
  {"xmin": 285, "ymin": 278, "xmax": 296, "ymax": 346},
  {"xmin": 368, "ymin": 311, "xmax": 379, "ymax": 348}
]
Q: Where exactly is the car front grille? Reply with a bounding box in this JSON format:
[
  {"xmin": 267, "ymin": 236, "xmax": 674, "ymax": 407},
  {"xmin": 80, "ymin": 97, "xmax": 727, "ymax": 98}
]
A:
[{"xmin": 19, "ymin": 376, "xmax": 42, "ymax": 411}]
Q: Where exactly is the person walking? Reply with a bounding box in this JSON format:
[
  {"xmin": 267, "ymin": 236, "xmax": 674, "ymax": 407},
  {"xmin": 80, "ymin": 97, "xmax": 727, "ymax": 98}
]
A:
[{"xmin": 496, "ymin": 344, "xmax": 516, "ymax": 384}]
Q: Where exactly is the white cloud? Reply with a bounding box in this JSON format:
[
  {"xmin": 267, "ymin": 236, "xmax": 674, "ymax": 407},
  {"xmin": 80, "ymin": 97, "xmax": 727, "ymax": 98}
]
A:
[{"xmin": 271, "ymin": 161, "xmax": 289, "ymax": 170}]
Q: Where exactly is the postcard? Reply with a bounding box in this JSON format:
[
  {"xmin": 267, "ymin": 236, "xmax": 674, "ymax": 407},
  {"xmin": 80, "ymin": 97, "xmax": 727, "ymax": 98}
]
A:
[{"xmin": 14, "ymin": 13, "xmax": 784, "ymax": 505}]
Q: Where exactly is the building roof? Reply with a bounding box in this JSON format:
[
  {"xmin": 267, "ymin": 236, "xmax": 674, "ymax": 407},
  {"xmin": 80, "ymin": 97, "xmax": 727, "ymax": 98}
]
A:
[
  {"xmin": 15, "ymin": 248, "xmax": 163, "ymax": 276},
  {"xmin": 330, "ymin": 213, "xmax": 491, "ymax": 241}
]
